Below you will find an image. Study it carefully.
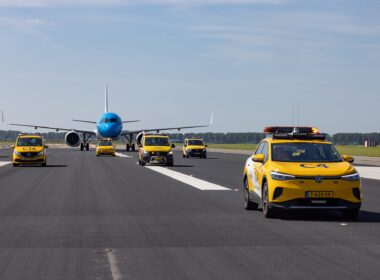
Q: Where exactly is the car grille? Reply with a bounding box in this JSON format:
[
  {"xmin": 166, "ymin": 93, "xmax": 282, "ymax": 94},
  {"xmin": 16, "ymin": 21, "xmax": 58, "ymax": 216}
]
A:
[
  {"xmin": 20, "ymin": 152, "xmax": 39, "ymax": 158},
  {"xmin": 192, "ymin": 149, "xmax": 202, "ymax": 153},
  {"xmin": 151, "ymin": 152, "xmax": 167, "ymax": 156}
]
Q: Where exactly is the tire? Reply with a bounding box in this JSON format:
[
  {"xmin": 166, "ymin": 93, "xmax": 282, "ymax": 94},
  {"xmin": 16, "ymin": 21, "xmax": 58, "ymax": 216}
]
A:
[
  {"xmin": 80, "ymin": 143, "xmax": 84, "ymax": 151},
  {"xmin": 167, "ymin": 162, "xmax": 174, "ymax": 167},
  {"xmin": 126, "ymin": 144, "xmax": 130, "ymax": 152},
  {"xmin": 86, "ymin": 143, "xmax": 90, "ymax": 151},
  {"xmin": 342, "ymin": 209, "xmax": 360, "ymax": 220},
  {"xmin": 41, "ymin": 162, "xmax": 46, "ymax": 167},
  {"xmin": 244, "ymin": 179, "xmax": 259, "ymax": 210},
  {"xmin": 183, "ymin": 154, "xmax": 185, "ymax": 158},
  {"xmin": 262, "ymin": 182, "xmax": 278, "ymax": 218},
  {"xmin": 13, "ymin": 163, "xmax": 19, "ymax": 167},
  {"xmin": 96, "ymin": 155, "xmax": 99, "ymax": 157},
  {"xmin": 131, "ymin": 144, "xmax": 136, "ymax": 152}
]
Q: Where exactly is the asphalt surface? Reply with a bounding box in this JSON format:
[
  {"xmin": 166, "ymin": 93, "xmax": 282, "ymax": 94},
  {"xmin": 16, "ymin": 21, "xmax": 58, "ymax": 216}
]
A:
[{"xmin": 0, "ymin": 148, "xmax": 379, "ymax": 280}]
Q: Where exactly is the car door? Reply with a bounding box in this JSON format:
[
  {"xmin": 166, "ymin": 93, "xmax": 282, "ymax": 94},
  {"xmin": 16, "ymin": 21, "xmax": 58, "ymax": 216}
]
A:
[
  {"xmin": 253, "ymin": 141, "xmax": 269, "ymax": 198},
  {"xmin": 247, "ymin": 142, "xmax": 264, "ymax": 195}
]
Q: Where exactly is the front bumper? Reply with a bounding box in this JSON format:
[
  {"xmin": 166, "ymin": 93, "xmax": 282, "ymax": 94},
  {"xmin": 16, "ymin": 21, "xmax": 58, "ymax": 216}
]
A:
[
  {"xmin": 141, "ymin": 154, "xmax": 173, "ymax": 165},
  {"xmin": 185, "ymin": 149, "xmax": 207, "ymax": 157},
  {"xmin": 96, "ymin": 149, "xmax": 115, "ymax": 155},
  {"xmin": 13, "ymin": 155, "xmax": 46, "ymax": 164},
  {"xmin": 270, "ymin": 199, "xmax": 361, "ymax": 210}
]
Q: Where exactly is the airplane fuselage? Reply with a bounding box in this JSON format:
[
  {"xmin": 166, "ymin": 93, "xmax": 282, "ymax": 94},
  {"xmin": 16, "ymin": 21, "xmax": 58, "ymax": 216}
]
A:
[{"xmin": 96, "ymin": 112, "xmax": 123, "ymax": 139}]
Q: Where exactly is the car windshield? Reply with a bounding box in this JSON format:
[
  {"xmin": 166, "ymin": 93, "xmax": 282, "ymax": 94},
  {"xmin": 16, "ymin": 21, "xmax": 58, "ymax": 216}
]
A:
[
  {"xmin": 17, "ymin": 137, "xmax": 43, "ymax": 147},
  {"xmin": 99, "ymin": 141, "xmax": 113, "ymax": 146},
  {"xmin": 188, "ymin": 140, "xmax": 204, "ymax": 146},
  {"xmin": 145, "ymin": 137, "xmax": 170, "ymax": 146},
  {"xmin": 272, "ymin": 142, "xmax": 342, "ymax": 162}
]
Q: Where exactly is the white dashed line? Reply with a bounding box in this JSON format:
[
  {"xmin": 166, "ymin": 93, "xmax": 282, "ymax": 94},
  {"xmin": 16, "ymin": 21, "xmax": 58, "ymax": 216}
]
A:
[
  {"xmin": 356, "ymin": 166, "xmax": 380, "ymax": 180},
  {"xmin": 145, "ymin": 166, "xmax": 230, "ymax": 191},
  {"xmin": 0, "ymin": 162, "xmax": 11, "ymax": 167},
  {"xmin": 115, "ymin": 152, "xmax": 132, "ymax": 158}
]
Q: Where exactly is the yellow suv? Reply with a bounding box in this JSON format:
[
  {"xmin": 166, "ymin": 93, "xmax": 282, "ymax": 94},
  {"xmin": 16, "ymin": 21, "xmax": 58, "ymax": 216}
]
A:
[
  {"xmin": 12, "ymin": 134, "xmax": 48, "ymax": 167},
  {"xmin": 183, "ymin": 137, "xmax": 207, "ymax": 159},
  {"xmin": 138, "ymin": 134, "xmax": 175, "ymax": 166},
  {"xmin": 243, "ymin": 127, "xmax": 361, "ymax": 219},
  {"xmin": 96, "ymin": 139, "xmax": 116, "ymax": 157}
]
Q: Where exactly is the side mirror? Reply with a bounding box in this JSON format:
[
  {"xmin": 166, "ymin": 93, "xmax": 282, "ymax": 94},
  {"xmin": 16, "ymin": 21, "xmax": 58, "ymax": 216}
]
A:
[
  {"xmin": 205, "ymin": 144, "xmax": 208, "ymax": 147},
  {"xmin": 44, "ymin": 145, "xmax": 49, "ymax": 149},
  {"xmin": 252, "ymin": 154, "xmax": 265, "ymax": 163},
  {"xmin": 172, "ymin": 144, "xmax": 176, "ymax": 148},
  {"xmin": 11, "ymin": 144, "xmax": 15, "ymax": 149},
  {"xmin": 342, "ymin": 155, "xmax": 354, "ymax": 163}
]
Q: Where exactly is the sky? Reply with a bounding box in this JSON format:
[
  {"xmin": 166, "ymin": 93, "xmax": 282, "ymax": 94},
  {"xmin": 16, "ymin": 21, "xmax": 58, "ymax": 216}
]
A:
[{"xmin": 0, "ymin": 0, "xmax": 379, "ymax": 134}]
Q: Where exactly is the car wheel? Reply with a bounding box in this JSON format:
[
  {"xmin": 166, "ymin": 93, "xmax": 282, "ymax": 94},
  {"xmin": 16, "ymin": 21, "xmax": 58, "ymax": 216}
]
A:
[
  {"xmin": 262, "ymin": 182, "xmax": 278, "ymax": 218},
  {"xmin": 244, "ymin": 179, "xmax": 258, "ymax": 210},
  {"xmin": 342, "ymin": 209, "xmax": 359, "ymax": 220},
  {"xmin": 13, "ymin": 163, "xmax": 19, "ymax": 167},
  {"xmin": 183, "ymin": 154, "xmax": 185, "ymax": 158},
  {"xmin": 41, "ymin": 163, "xmax": 47, "ymax": 167}
]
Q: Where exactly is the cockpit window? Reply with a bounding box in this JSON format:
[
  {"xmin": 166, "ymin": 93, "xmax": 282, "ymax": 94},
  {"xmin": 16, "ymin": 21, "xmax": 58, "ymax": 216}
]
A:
[
  {"xmin": 101, "ymin": 118, "xmax": 119, "ymax": 123},
  {"xmin": 17, "ymin": 137, "xmax": 43, "ymax": 147}
]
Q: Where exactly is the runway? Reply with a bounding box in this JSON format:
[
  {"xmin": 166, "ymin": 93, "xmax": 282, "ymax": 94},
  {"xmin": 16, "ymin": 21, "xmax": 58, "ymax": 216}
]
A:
[{"xmin": 0, "ymin": 148, "xmax": 379, "ymax": 280}]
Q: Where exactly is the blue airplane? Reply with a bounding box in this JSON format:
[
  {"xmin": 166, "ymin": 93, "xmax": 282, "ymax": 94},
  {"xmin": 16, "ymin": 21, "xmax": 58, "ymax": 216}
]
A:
[{"xmin": 9, "ymin": 85, "xmax": 213, "ymax": 151}]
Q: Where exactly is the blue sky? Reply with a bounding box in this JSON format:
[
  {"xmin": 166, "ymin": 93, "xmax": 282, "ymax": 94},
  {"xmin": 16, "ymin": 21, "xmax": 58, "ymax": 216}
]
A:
[{"xmin": 0, "ymin": 0, "xmax": 379, "ymax": 133}]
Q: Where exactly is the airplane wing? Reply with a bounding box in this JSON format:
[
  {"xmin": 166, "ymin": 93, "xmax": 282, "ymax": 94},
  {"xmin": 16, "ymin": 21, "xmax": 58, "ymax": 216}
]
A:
[
  {"xmin": 72, "ymin": 119, "xmax": 97, "ymax": 124},
  {"xmin": 121, "ymin": 113, "xmax": 213, "ymax": 136},
  {"xmin": 8, "ymin": 123, "xmax": 96, "ymax": 135}
]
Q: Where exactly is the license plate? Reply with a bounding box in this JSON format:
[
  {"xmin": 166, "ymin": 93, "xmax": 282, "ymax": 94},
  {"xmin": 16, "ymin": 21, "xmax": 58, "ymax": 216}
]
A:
[{"xmin": 306, "ymin": 191, "xmax": 333, "ymax": 198}]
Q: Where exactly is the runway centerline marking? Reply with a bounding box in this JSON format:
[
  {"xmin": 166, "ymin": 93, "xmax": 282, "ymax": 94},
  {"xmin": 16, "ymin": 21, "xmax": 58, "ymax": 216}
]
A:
[
  {"xmin": 0, "ymin": 161, "xmax": 12, "ymax": 167},
  {"xmin": 355, "ymin": 166, "xmax": 380, "ymax": 180},
  {"xmin": 146, "ymin": 166, "xmax": 230, "ymax": 191}
]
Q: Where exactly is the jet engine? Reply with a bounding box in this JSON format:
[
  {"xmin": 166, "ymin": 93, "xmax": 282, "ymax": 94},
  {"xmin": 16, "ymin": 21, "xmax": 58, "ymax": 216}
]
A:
[{"xmin": 65, "ymin": 131, "xmax": 81, "ymax": 147}]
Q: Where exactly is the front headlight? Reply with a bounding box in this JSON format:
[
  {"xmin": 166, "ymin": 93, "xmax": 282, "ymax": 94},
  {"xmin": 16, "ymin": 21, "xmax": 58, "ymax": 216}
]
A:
[
  {"xmin": 271, "ymin": 171, "xmax": 295, "ymax": 181},
  {"xmin": 36, "ymin": 151, "xmax": 45, "ymax": 157},
  {"xmin": 15, "ymin": 151, "xmax": 23, "ymax": 157},
  {"xmin": 168, "ymin": 151, "xmax": 173, "ymax": 155},
  {"xmin": 143, "ymin": 150, "xmax": 150, "ymax": 155},
  {"xmin": 341, "ymin": 172, "xmax": 360, "ymax": 182}
]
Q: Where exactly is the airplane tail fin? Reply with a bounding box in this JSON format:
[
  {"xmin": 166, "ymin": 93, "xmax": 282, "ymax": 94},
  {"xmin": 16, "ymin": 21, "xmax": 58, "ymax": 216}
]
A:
[{"xmin": 105, "ymin": 84, "xmax": 109, "ymax": 113}]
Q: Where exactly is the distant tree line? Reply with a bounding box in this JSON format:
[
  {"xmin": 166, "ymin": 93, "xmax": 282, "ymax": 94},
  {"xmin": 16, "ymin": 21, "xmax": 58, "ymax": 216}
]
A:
[{"xmin": 0, "ymin": 130, "xmax": 378, "ymax": 145}]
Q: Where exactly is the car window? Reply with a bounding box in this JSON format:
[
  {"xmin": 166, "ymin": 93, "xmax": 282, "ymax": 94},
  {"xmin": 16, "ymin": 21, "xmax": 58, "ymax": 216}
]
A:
[
  {"xmin": 188, "ymin": 140, "xmax": 204, "ymax": 146},
  {"xmin": 255, "ymin": 142, "xmax": 265, "ymax": 155},
  {"xmin": 145, "ymin": 137, "xmax": 170, "ymax": 146},
  {"xmin": 272, "ymin": 142, "xmax": 342, "ymax": 162},
  {"xmin": 17, "ymin": 137, "xmax": 43, "ymax": 147},
  {"xmin": 261, "ymin": 142, "xmax": 269, "ymax": 161}
]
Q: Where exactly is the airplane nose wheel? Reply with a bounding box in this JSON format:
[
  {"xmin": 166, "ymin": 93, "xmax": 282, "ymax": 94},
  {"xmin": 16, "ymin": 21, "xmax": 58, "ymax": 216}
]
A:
[
  {"xmin": 80, "ymin": 143, "xmax": 84, "ymax": 151},
  {"xmin": 86, "ymin": 143, "xmax": 90, "ymax": 151},
  {"xmin": 126, "ymin": 143, "xmax": 130, "ymax": 152},
  {"xmin": 132, "ymin": 143, "xmax": 135, "ymax": 152}
]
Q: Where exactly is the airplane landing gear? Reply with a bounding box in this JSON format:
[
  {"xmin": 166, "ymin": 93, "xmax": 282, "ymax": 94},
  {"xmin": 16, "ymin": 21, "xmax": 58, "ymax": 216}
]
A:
[{"xmin": 80, "ymin": 133, "xmax": 92, "ymax": 152}]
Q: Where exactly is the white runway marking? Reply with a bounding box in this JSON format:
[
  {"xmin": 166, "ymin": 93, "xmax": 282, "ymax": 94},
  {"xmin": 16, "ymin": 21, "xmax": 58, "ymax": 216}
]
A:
[
  {"xmin": 356, "ymin": 166, "xmax": 380, "ymax": 180},
  {"xmin": 146, "ymin": 166, "xmax": 230, "ymax": 191},
  {"xmin": 0, "ymin": 162, "xmax": 11, "ymax": 167},
  {"xmin": 115, "ymin": 152, "xmax": 132, "ymax": 158},
  {"xmin": 106, "ymin": 248, "xmax": 122, "ymax": 280}
]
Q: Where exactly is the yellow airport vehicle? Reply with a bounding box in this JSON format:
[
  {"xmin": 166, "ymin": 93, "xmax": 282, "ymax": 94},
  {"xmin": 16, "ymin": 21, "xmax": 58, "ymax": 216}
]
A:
[
  {"xmin": 183, "ymin": 137, "xmax": 207, "ymax": 159},
  {"xmin": 96, "ymin": 138, "xmax": 116, "ymax": 156},
  {"xmin": 138, "ymin": 134, "xmax": 175, "ymax": 166},
  {"xmin": 12, "ymin": 134, "xmax": 48, "ymax": 167},
  {"xmin": 243, "ymin": 127, "xmax": 362, "ymax": 219}
]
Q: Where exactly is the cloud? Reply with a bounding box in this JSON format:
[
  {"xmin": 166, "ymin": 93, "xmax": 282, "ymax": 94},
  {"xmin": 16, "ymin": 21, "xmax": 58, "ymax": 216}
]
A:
[
  {"xmin": 0, "ymin": 17, "xmax": 47, "ymax": 28},
  {"xmin": 0, "ymin": 0, "xmax": 282, "ymax": 7}
]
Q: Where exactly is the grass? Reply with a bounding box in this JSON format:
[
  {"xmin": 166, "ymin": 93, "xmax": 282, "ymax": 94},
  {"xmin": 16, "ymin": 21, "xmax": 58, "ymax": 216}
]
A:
[
  {"xmin": 208, "ymin": 144, "xmax": 380, "ymax": 157},
  {"xmin": 207, "ymin": 143, "xmax": 257, "ymax": 151}
]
